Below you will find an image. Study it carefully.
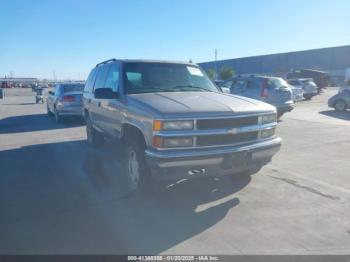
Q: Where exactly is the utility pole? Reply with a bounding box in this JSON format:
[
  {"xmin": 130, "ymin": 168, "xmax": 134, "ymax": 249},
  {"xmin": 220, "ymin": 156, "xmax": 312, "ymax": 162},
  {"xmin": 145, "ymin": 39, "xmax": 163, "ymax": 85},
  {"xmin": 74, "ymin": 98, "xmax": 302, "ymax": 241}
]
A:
[
  {"xmin": 214, "ymin": 48, "xmax": 218, "ymax": 80},
  {"xmin": 53, "ymin": 70, "xmax": 57, "ymax": 82}
]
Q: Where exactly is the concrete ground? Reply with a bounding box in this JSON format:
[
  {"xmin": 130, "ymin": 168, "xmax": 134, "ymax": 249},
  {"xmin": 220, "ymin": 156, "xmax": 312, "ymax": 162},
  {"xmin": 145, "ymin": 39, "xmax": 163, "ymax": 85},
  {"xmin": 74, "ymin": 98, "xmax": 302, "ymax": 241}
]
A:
[{"xmin": 0, "ymin": 88, "xmax": 350, "ymax": 255}]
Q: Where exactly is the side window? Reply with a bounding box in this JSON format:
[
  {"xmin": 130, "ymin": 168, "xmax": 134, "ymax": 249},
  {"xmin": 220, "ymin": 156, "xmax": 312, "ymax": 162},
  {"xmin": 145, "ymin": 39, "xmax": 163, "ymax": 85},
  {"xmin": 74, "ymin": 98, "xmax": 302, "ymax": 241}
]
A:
[
  {"xmin": 221, "ymin": 80, "xmax": 233, "ymax": 89},
  {"xmin": 84, "ymin": 68, "xmax": 98, "ymax": 93},
  {"xmin": 94, "ymin": 65, "xmax": 110, "ymax": 91},
  {"xmin": 232, "ymin": 80, "xmax": 247, "ymax": 89},
  {"xmin": 247, "ymin": 80, "xmax": 260, "ymax": 89},
  {"xmin": 104, "ymin": 63, "xmax": 120, "ymax": 92}
]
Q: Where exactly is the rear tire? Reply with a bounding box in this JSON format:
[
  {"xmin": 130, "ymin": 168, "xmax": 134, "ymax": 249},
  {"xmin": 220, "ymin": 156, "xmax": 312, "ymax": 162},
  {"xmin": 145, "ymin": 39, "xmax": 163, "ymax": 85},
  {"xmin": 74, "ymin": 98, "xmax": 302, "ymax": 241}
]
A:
[
  {"xmin": 86, "ymin": 115, "xmax": 104, "ymax": 147},
  {"xmin": 47, "ymin": 104, "xmax": 52, "ymax": 116},
  {"xmin": 54, "ymin": 109, "xmax": 62, "ymax": 123},
  {"xmin": 334, "ymin": 100, "xmax": 347, "ymax": 112},
  {"xmin": 304, "ymin": 94, "xmax": 312, "ymax": 101}
]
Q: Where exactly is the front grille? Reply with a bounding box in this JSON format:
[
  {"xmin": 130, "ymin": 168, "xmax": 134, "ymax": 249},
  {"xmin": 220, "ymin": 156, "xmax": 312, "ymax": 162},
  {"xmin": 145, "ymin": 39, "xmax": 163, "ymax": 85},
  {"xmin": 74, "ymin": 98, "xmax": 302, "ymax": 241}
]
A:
[
  {"xmin": 196, "ymin": 131, "xmax": 258, "ymax": 146},
  {"xmin": 197, "ymin": 116, "xmax": 258, "ymax": 130}
]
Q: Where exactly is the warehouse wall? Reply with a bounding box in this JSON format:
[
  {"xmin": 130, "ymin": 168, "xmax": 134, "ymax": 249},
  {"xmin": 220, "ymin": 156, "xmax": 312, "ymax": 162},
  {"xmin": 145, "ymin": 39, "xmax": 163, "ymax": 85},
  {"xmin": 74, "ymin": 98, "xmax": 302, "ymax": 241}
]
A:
[{"xmin": 199, "ymin": 45, "xmax": 350, "ymax": 78}]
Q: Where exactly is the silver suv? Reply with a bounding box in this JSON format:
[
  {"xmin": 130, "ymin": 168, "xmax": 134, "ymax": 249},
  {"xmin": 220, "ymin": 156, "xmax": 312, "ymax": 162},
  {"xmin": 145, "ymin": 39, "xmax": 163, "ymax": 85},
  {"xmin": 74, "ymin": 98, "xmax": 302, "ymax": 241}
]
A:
[
  {"xmin": 220, "ymin": 76, "xmax": 294, "ymax": 118},
  {"xmin": 83, "ymin": 59, "xmax": 282, "ymax": 191}
]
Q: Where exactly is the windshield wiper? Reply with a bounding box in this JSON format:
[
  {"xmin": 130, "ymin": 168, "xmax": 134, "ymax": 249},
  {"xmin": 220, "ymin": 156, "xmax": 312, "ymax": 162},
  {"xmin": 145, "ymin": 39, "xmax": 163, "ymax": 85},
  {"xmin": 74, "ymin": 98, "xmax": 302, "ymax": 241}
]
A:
[{"xmin": 173, "ymin": 85, "xmax": 212, "ymax": 92}]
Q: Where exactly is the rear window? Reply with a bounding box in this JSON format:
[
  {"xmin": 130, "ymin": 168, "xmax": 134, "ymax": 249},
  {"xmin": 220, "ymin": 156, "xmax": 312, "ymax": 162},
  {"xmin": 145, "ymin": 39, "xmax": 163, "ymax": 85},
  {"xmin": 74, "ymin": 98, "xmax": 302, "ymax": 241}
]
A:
[
  {"xmin": 302, "ymin": 80, "xmax": 316, "ymax": 86},
  {"xmin": 267, "ymin": 78, "xmax": 288, "ymax": 89},
  {"xmin": 62, "ymin": 84, "xmax": 84, "ymax": 93},
  {"xmin": 288, "ymin": 80, "xmax": 299, "ymax": 85}
]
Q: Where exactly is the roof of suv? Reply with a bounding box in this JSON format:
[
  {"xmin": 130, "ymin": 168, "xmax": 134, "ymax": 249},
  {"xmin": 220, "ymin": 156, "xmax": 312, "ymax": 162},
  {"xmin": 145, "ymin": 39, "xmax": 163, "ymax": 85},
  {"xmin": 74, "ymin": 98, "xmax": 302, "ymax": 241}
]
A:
[
  {"xmin": 96, "ymin": 58, "xmax": 195, "ymax": 67},
  {"xmin": 235, "ymin": 75, "xmax": 282, "ymax": 80}
]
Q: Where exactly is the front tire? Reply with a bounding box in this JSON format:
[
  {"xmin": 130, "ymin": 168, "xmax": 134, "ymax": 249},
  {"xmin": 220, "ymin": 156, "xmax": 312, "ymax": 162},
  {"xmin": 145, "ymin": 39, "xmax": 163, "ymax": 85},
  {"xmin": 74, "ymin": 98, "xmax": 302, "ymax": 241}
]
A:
[
  {"xmin": 334, "ymin": 100, "xmax": 347, "ymax": 112},
  {"xmin": 123, "ymin": 139, "xmax": 150, "ymax": 192}
]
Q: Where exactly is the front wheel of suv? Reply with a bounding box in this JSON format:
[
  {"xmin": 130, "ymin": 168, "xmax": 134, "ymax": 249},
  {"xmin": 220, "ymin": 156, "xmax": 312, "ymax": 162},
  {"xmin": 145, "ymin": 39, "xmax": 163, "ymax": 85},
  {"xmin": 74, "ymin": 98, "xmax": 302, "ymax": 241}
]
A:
[
  {"xmin": 86, "ymin": 115, "xmax": 104, "ymax": 147},
  {"xmin": 123, "ymin": 139, "xmax": 150, "ymax": 193}
]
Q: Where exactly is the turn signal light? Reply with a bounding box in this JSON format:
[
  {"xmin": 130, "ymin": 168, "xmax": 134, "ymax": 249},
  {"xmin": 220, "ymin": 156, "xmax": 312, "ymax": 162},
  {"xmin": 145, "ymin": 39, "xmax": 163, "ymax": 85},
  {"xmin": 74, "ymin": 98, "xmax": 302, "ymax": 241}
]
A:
[{"xmin": 153, "ymin": 120, "xmax": 163, "ymax": 131}]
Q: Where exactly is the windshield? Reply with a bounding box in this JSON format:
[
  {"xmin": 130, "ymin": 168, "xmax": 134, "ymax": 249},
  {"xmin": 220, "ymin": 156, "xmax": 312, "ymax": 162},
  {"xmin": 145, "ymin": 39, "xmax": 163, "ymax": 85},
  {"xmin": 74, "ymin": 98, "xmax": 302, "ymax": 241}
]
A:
[
  {"xmin": 62, "ymin": 84, "xmax": 84, "ymax": 93},
  {"xmin": 123, "ymin": 62, "xmax": 219, "ymax": 94}
]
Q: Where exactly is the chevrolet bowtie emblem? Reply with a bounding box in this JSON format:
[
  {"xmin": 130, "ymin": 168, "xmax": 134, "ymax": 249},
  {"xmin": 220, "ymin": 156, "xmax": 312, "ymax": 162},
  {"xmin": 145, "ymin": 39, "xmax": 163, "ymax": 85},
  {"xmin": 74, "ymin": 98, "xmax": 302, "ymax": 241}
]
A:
[{"xmin": 229, "ymin": 128, "xmax": 239, "ymax": 135}]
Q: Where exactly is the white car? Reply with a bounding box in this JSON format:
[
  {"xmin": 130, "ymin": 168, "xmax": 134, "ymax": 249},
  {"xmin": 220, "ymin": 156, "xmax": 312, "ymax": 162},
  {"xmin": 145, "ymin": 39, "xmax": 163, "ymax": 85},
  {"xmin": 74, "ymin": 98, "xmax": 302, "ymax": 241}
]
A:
[
  {"xmin": 287, "ymin": 78, "xmax": 318, "ymax": 100},
  {"xmin": 287, "ymin": 84, "xmax": 304, "ymax": 102}
]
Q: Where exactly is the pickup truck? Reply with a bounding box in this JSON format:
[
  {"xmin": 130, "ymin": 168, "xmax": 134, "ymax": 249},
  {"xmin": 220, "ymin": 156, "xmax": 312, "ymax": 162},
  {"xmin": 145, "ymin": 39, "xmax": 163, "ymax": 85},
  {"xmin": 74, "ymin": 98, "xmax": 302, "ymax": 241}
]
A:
[{"xmin": 83, "ymin": 59, "xmax": 282, "ymax": 191}]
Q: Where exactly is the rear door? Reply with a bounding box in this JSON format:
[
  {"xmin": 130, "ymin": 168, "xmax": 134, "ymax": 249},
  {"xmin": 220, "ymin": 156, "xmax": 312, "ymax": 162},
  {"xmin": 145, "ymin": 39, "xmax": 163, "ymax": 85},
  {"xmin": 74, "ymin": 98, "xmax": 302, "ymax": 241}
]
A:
[
  {"xmin": 83, "ymin": 68, "xmax": 98, "ymax": 118},
  {"xmin": 244, "ymin": 79, "xmax": 262, "ymax": 100}
]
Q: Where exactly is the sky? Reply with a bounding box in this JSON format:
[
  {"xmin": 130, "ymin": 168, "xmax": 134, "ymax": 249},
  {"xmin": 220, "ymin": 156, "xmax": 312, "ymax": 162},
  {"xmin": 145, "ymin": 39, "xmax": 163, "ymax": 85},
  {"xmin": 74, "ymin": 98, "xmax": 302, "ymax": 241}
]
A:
[{"xmin": 0, "ymin": 0, "xmax": 350, "ymax": 80}]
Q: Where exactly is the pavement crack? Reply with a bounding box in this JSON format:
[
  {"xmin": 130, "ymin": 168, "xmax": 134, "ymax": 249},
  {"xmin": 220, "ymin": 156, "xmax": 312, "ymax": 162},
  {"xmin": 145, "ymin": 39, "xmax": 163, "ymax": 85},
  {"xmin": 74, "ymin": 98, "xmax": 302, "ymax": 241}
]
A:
[{"xmin": 268, "ymin": 175, "xmax": 340, "ymax": 201}]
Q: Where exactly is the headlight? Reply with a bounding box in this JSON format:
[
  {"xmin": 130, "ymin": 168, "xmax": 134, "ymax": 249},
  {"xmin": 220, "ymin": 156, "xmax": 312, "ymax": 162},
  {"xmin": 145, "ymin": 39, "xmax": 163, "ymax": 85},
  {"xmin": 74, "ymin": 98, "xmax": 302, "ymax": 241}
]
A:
[
  {"xmin": 153, "ymin": 136, "xmax": 193, "ymax": 148},
  {"xmin": 260, "ymin": 128, "xmax": 275, "ymax": 138},
  {"xmin": 153, "ymin": 120, "xmax": 194, "ymax": 131},
  {"xmin": 261, "ymin": 114, "xmax": 277, "ymax": 125}
]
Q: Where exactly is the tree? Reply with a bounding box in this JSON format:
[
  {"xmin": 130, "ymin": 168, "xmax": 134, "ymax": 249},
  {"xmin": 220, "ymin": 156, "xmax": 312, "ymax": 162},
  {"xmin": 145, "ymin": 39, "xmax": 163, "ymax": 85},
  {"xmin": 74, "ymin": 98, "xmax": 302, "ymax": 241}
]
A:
[
  {"xmin": 219, "ymin": 66, "xmax": 235, "ymax": 80},
  {"xmin": 206, "ymin": 69, "xmax": 216, "ymax": 80}
]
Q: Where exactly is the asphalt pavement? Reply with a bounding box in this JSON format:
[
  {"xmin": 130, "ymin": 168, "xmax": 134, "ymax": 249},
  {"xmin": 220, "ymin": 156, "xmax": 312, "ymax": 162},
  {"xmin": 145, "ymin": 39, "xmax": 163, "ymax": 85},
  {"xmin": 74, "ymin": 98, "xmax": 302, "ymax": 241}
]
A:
[{"xmin": 0, "ymin": 88, "xmax": 350, "ymax": 255}]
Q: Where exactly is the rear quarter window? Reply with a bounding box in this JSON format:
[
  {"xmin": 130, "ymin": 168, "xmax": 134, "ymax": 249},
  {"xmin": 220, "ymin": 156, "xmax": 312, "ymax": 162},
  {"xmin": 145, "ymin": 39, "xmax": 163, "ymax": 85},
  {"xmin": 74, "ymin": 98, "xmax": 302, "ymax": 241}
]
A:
[{"xmin": 84, "ymin": 68, "xmax": 98, "ymax": 93}]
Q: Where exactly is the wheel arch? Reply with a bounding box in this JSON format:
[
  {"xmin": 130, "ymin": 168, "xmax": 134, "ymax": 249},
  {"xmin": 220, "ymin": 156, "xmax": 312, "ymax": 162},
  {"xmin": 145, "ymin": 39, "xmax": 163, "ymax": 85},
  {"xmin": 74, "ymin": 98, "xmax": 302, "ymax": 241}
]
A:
[
  {"xmin": 333, "ymin": 98, "xmax": 347, "ymax": 107},
  {"xmin": 121, "ymin": 123, "xmax": 147, "ymax": 148}
]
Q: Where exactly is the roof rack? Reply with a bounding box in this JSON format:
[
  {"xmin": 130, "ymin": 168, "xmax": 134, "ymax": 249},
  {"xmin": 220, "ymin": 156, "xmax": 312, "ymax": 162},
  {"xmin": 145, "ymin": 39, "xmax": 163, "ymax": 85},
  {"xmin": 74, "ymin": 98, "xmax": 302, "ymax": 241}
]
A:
[{"xmin": 95, "ymin": 58, "xmax": 117, "ymax": 67}]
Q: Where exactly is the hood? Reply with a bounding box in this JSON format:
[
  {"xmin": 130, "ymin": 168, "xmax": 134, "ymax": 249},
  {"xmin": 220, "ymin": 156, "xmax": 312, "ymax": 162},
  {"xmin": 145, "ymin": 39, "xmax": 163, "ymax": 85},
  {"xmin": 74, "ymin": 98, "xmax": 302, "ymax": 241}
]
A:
[{"xmin": 127, "ymin": 91, "xmax": 276, "ymax": 117}]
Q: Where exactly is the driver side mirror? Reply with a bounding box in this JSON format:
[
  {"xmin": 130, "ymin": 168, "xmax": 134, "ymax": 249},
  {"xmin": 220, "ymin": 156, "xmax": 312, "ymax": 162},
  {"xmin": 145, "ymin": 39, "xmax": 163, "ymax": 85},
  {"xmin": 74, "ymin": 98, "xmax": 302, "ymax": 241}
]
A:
[{"xmin": 94, "ymin": 88, "xmax": 118, "ymax": 99}]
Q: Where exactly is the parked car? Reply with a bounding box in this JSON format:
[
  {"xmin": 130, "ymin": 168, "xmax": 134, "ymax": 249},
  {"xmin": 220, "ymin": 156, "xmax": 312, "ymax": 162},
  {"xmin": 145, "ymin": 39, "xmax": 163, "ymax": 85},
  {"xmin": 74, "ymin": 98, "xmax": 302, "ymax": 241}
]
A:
[
  {"xmin": 287, "ymin": 69, "xmax": 330, "ymax": 92},
  {"xmin": 219, "ymin": 76, "xmax": 294, "ymax": 118},
  {"xmin": 83, "ymin": 59, "xmax": 282, "ymax": 191},
  {"xmin": 289, "ymin": 84, "xmax": 304, "ymax": 102},
  {"xmin": 328, "ymin": 88, "xmax": 350, "ymax": 111},
  {"xmin": 1, "ymin": 81, "xmax": 11, "ymax": 88},
  {"xmin": 47, "ymin": 83, "xmax": 85, "ymax": 122},
  {"xmin": 287, "ymin": 78, "xmax": 318, "ymax": 100}
]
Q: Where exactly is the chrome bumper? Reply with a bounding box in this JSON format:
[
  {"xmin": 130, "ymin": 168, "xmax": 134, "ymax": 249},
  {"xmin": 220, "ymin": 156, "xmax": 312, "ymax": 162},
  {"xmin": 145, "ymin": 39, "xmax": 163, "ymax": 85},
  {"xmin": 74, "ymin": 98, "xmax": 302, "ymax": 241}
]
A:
[{"xmin": 145, "ymin": 137, "xmax": 282, "ymax": 180}]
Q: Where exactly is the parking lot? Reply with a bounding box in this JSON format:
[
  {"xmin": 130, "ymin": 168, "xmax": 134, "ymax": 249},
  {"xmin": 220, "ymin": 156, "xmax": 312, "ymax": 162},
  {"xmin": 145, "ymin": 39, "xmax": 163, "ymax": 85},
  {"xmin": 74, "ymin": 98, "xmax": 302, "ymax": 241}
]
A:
[{"xmin": 0, "ymin": 88, "xmax": 350, "ymax": 255}]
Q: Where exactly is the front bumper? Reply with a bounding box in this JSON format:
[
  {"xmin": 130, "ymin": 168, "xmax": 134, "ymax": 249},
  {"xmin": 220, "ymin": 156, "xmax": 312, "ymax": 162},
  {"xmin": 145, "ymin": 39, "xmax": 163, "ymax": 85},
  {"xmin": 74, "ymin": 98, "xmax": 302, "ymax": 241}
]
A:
[{"xmin": 145, "ymin": 137, "xmax": 282, "ymax": 180}]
